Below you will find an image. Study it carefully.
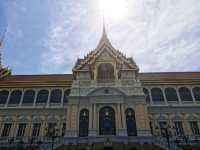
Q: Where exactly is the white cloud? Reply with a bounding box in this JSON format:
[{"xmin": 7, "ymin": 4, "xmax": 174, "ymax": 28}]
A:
[{"xmin": 42, "ymin": 0, "xmax": 200, "ymax": 73}]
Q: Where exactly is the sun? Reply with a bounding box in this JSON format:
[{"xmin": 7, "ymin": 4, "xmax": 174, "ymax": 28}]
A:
[{"xmin": 99, "ymin": 0, "xmax": 128, "ymax": 21}]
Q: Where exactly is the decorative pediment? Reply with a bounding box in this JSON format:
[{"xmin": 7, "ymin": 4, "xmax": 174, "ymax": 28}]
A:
[{"xmin": 88, "ymin": 87, "xmax": 125, "ymax": 96}]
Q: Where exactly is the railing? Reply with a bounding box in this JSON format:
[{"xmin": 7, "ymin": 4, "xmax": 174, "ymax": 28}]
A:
[
  {"xmin": 0, "ymin": 135, "xmax": 200, "ymax": 150},
  {"xmin": 154, "ymin": 136, "xmax": 183, "ymax": 150},
  {"xmin": 0, "ymin": 136, "xmax": 64, "ymax": 150}
]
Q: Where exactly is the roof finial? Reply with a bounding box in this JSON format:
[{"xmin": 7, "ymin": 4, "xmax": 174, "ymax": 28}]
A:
[
  {"xmin": 103, "ymin": 15, "xmax": 106, "ymax": 33},
  {"xmin": 95, "ymin": 15, "xmax": 113, "ymax": 49},
  {"xmin": 101, "ymin": 16, "xmax": 110, "ymax": 43}
]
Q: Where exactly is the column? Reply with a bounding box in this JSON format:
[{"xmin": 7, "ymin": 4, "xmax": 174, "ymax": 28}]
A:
[
  {"xmin": 92, "ymin": 104, "xmax": 97, "ymax": 136},
  {"xmin": 5, "ymin": 89, "xmax": 11, "ymax": 107},
  {"xmin": 40, "ymin": 116, "xmax": 47, "ymax": 137},
  {"xmin": 61, "ymin": 88, "xmax": 64, "ymax": 106},
  {"xmin": 46, "ymin": 89, "xmax": 51, "ymax": 107},
  {"xmin": 89, "ymin": 104, "xmax": 93, "ymax": 136},
  {"xmin": 117, "ymin": 104, "xmax": 122, "ymax": 129},
  {"xmin": 121, "ymin": 104, "xmax": 126, "ymax": 129},
  {"xmin": 26, "ymin": 117, "xmax": 33, "ymax": 137},
  {"xmin": 33, "ymin": 89, "xmax": 38, "ymax": 107},
  {"xmin": 183, "ymin": 114, "xmax": 192, "ymax": 136},
  {"xmin": 65, "ymin": 105, "xmax": 71, "ymax": 137},
  {"xmin": 19, "ymin": 88, "xmax": 24, "ymax": 107},
  {"xmin": 161, "ymin": 87, "xmax": 168, "ymax": 105},
  {"xmin": 190, "ymin": 86, "xmax": 196, "ymax": 104},
  {"xmin": 176, "ymin": 87, "xmax": 182, "ymax": 105},
  {"xmin": 0, "ymin": 117, "xmax": 3, "ymax": 136},
  {"xmin": 10, "ymin": 116, "xmax": 18, "ymax": 138},
  {"xmin": 117, "ymin": 104, "xmax": 125, "ymax": 136},
  {"xmin": 149, "ymin": 88, "xmax": 153, "ymax": 105}
]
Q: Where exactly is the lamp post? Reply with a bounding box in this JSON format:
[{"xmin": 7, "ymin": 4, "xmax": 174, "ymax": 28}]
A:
[
  {"xmin": 8, "ymin": 137, "xmax": 14, "ymax": 148},
  {"xmin": 155, "ymin": 124, "xmax": 174, "ymax": 150},
  {"xmin": 45, "ymin": 127, "xmax": 59, "ymax": 150},
  {"xmin": 164, "ymin": 126, "xmax": 171, "ymax": 150}
]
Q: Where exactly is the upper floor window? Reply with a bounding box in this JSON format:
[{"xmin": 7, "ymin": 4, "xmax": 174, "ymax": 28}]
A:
[
  {"xmin": 165, "ymin": 88, "xmax": 178, "ymax": 101},
  {"xmin": 97, "ymin": 63, "xmax": 114, "ymax": 81},
  {"xmin": 9, "ymin": 90, "xmax": 22, "ymax": 104},
  {"xmin": 143, "ymin": 88, "xmax": 150, "ymax": 103},
  {"xmin": 22, "ymin": 90, "xmax": 35, "ymax": 104},
  {"xmin": 151, "ymin": 88, "xmax": 164, "ymax": 102},
  {"xmin": 50, "ymin": 89, "xmax": 62, "ymax": 103},
  {"xmin": 192, "ymin": 87, "xmax": 200, "ymax": 101},
  {"xmin": 179, "ymin": 87, "xmax": 193, "ymax": 101},
  {"xmin": 36, "ymin": 90, "xmax": 49, "ymax": 103},
  {"xmin": 63, "ymin": 89, "xmax": 70, "ymax": 103},
  {"xmin": 0, "ymin": 90, "xmax": 9, "ymax": 104}
]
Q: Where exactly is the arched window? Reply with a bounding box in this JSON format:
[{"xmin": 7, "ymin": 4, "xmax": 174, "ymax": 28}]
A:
[
  {"xmin": 97, "ymin": 63, "xmax": 115, "ymax": 81},
  {"xmin": 192, "ymin": 87, "xmax": 200, "ymax": 101},
  {"xmin": 151, "ymin": 88, "xmax": 164, "ymax": 102},
  {"xmin": 79, "ymin": 109, "xmax": 89, "ymax": 137},
  {"xmin": 9, "ymin": 90, "xmax": 22, "ymax": 104},
  {"xmin": 179, "ymin": 87, "xmax": 193, "ymax": 101},
  {"xmin": 99, "ymin": 106, "xmax": 116, "ymax": 135},
  {"xmin": 125, "ymin": 108, "xmax": 137, "ymax": 136},
  {"xmin": 50, "ymin": 89, "xmax": 62, "ymax": 103},
  {"xmin": 22, "ymin": 90, "xmax": 35, "ymax": 104},
  {"xmin": 63, "ymin": 89, "xmax": 70, "ymax": 103},
  {"xmin": 36, "ymin": 90, "xmax": 49, "ymax": 103},
  {"xmin": 165, "ymin": 88, "xmax": 178, "ymax": 101},
  {"xmin": 143, "ymin": 88, "xmax": 150, "ymax": 103},
  {"xmin": 0, "ymin": 90, "xmax": 9, "ymax": 104}
]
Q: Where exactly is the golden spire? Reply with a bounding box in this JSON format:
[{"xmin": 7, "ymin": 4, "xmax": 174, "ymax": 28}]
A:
[
  {"xmin": 0, "ymin": 28, "xmax": 8, "ymax": 67},
  {"xmin": 0, "ymin": 28, "xmax": 11, "ymax": 78},
  {"xmin": 96, "ymin": 19, "xmax": 113, "ymax": 50}
]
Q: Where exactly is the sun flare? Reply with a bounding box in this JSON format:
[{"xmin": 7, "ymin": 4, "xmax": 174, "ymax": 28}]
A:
[{"xmin": 99, "ymin": 0, "xmax": 128, "ymax": 21}]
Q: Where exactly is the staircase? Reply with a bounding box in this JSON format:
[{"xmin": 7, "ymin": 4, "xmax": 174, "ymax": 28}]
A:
[
  {"xmin": 154, "ymin": 136, "xmax": 183, "ymax": 150},
  {"xmin": 38, "ymin": 137, "xmax": 64, "ymax": 150}
]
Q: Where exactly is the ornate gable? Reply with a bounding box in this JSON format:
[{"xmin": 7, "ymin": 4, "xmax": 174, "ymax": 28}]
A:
[{"xmin": 73, "ymin": 25, "xmax": 139, "ymax": 73}]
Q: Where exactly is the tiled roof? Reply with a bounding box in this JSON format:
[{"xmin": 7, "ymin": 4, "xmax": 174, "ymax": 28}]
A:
[
  {"xmin": 0, "ymin": 72, "xmax": 199, "ymax": 87},
  {"xmin": 139, "ymin": 72, "xmax": 200, "ymax": 85},
  {"xmin": 139, "ymin": 72, "xmax": 200, "ymax": 80},
  {"xmin": 0, "ymin": 74, "xmax": 73, "ymax": 87},
  {"xmin": 1, "ymin": 74, "xmax": 73, "ymax": 82}
]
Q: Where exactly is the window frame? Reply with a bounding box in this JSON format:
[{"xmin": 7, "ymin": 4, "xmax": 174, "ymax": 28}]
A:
[{"xmin": 151, "ymin": 88, "xmax": 164, "ymax": 102}]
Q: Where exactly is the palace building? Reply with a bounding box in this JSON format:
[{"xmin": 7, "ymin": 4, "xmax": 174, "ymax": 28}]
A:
[{"xmin": 0, "ymin": 26, "xmax": 200, "ymax": 150}]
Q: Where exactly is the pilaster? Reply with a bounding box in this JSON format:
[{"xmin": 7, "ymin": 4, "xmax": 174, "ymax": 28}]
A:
[
  {"xmin": 65, "ymin": 104, "xmax": 79, "ymax": 137},
  {"xmin": 135, "ymin": 104, "xmax": 151, "ymax": 136},
  {"xmin": 119, "ymin": 104, "xmax": 127, "ymax": 136}
]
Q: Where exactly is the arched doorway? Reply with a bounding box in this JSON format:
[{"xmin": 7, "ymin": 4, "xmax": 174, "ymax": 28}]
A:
[
  {"xmin": 79, "ymin": 109, "xmax": 89, "ymax": 137},
  {"xmin": 99, "ymin": 106, "xmax": 116, "ymax": 135},
  {"xmin": 125, "ymin": 108, "xmax": 137, "ymax": 136},
  {"xmin": 103, "ymin": 147, "xmax": 113, "ymax": 150}
]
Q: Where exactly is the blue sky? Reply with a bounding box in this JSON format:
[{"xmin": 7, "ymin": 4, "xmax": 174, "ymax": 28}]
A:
[{"xmin": 0, "ymin": 0, "xmax": 200, "ymax": 74}]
